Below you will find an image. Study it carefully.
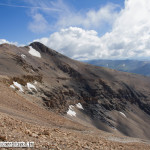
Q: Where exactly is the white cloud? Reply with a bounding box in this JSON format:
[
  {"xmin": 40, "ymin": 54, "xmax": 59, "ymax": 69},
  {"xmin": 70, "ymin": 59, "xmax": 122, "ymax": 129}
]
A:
[
  {"xmin": 0, "ymin": 39, "xmax": 18, "ymax": 45},
  {"xmin": 26, "ymin": 0, "xmax": 119, "ymax": 33},
  {"xmin": 28, "ymin": 13, "xmax": 49, "ymax": 33},
  {"xmin": 35, "ymin": 27, "xmax": 103, "ymax": 60},
  {"xmin": 100, "ymin": 0, "xmax": 150, "ymax": 59},
  {"xmin": 0, "ymin": 2, "xmax": 60, "ymax": 10},
  {"xmin": 35, "ymin": 0, "xmax": 150, "ymax": 60},
  {"xmin": 55, "ymin": 3, "xmax": 119, "ymax": 30},
  {"xmin": 26, "ymin": 0, "xmax": 61, "ymax": 33}
]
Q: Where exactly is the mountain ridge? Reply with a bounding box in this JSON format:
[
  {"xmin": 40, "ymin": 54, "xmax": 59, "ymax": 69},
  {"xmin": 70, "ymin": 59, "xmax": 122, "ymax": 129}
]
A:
[
  {"xmin": 0, "ymin": 42, "xmax": 150, "ymax": 146},
  {"xmin": 85, "ymin": 59, "xmax": 150, "ymax": 76}
]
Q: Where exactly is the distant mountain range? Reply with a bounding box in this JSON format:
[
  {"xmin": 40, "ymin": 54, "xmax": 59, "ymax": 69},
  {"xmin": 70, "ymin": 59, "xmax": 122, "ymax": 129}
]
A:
[{"xmin": 85, "ymin": 59, "xmax": 150, "ymax": 76}]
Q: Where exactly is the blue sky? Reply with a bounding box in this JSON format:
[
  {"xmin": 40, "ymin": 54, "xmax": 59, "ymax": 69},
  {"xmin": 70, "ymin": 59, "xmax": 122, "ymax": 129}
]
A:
[
  {"xmin": 0, "ymin": 0, "xmax": 124, "ymax": 44},
  {"xmin": 1, "ymin": 0, "xmax": 150, "ymax": 60}
]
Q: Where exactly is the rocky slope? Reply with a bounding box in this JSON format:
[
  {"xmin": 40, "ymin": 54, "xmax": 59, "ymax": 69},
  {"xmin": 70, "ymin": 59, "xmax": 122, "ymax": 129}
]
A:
[{"xmin": 0, "ymin": 42, "xmax": 150, "ymax": 149}]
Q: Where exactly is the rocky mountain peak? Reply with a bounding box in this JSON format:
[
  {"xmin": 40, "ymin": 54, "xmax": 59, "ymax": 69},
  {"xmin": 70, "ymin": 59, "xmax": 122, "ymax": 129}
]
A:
[{"xmin": 29, "ymin": 42, "xmax": 60, "ymax": 56}]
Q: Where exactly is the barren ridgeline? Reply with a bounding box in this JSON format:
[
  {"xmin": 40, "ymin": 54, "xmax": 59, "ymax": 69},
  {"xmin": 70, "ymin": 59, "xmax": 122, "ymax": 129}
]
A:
[{"xmin": 0, "ymin": 42, "xmax": 150, "ymax": 149}]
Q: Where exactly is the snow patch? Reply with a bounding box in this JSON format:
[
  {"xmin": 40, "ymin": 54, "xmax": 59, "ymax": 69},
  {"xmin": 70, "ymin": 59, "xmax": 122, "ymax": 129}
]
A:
[
  {"xmin": 34, "ymin": 81, "xmax": 37, "ymax": 85},
  {"xmin": 67, "ymin": 105, "xmax": 76, "ymax": 117},
  {"xmin": 10, "ymin": 85, "xmax": 15, "ymax": 89},
  {"xmin": 28, "ymin": 46, "xmax": 41, "ymax": 58},
  {"xmin": 119, "ymin": 112, "xmax": 126, "ymax": 118},
  {"xmin": 21, "ymin": 54, "xmax": 26, "ymax": 59},
  {"xmin": 76, "ymin": 103, "xmax": 84, "ymax": 110},
  {"xmin": 112, "ymin": 127, "xmax": 117, "ymax": 130},
  {"xmin": 13, "ymin": 81, "xmax": 24, "ymax": 92},
  {"xmin": 27, "ymin": 83, "xmax": 37, "ymax": 92}
]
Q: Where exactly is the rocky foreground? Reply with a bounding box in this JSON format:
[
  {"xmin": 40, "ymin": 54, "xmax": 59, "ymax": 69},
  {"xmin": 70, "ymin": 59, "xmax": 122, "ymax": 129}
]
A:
[{"xmin": 0, "ymin": 105, "xmax": 150, "ymax": 150}]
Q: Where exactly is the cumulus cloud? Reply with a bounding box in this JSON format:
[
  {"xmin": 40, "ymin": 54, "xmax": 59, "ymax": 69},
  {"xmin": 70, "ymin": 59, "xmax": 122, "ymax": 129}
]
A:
[
  {"xmin": 0, "ymin": 39, "xmax": 18, "ymax": 45},
  {"xmin": 101, "ymin": 0, "xmax": 150, "ymax": 58},
  {"xmin": 35, "ymin": 0, "xmax": 150, "ymax": 60},
  {"xmin": 35, "ymin": 27, "xmax": 103, "ymax": 60}
]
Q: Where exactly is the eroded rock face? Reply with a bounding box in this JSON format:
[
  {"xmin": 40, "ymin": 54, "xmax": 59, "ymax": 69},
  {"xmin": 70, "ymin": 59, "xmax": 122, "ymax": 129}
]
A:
[{"xmin": 1, "ymin": 42, "xmax": 150, "ymax": 139}]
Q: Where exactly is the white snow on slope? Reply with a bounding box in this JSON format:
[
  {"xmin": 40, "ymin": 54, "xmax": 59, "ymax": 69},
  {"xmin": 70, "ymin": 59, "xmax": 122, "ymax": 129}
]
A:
[
  {"xmin": 67, "ymin": 105, "xmax": 76, "ymax": 117},
  {"xmin": 34, "ymin": 81, "xmax": 37, "ymax": 85},
  {"xmin": 76, "ymin": 103, "xmax": 84, "ymax": 110},
  {"xmin": 10, "ymin": 85, "xmax": 15, "ymax": 89},
  {"xmin": 27, "ymin": 83, "xmax": 37, "ymax": 92},
  {"xmin": 119, "ymin": 112, "xmax": 126, "ymax": 118},
  {"xmin": 21, "ymin": 54, "xmax": 26, "ymax": 59},
  {"xmin": 28, "ymin": 46, "xmax": 41, "ymax": 58},
  {"xmin": 13, "ymin": 81, "xmax": 24, "ymax": 92}
]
